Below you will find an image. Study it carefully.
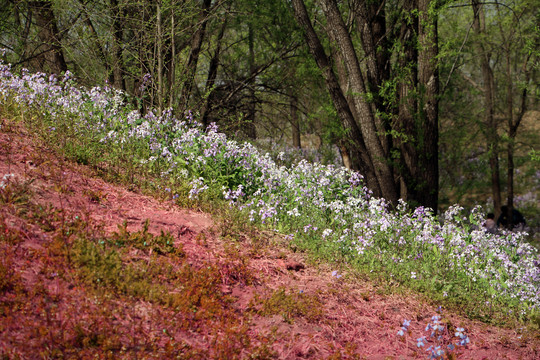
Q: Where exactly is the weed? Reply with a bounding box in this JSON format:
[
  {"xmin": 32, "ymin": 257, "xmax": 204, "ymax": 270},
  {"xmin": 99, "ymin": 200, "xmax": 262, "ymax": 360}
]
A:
[
  {"xmin": 254, "ymin": 287, "xmax": 324, "ymax": 324},
  {"xmin": 72, "ymin": 237, "xmax": 124, "ymax": 289},
  {"xmin": 30, "ymin": 204, "xmax": 62, "ymax": 232},
  {"xmin": 210, "ymin": 321, "xmax": 276, "ymax": 359},
  {"xmin": 220, "ymin": 242, "xmax": 257, "ymax": 286},
  {"xmin": 0, "ymin": 214, "xmax": 24, "ymax": 245},
  {"xmin": 0, "ymin": 174, "xmax": 32, "ymax": 210},
  {"xmin": 83, "ymin": 188, "xmax": 106, "ymax": 204},
  {"xmin": 167, "ymin": 263, "xmax": 227, "ymax": 319},
  {"xmin": 0, "ymin": 249, "xmax": 22, "ymax": 293},
  {"xmin": 360, "ymin": 291, "xmax": 371, "ymax": 301},
  {"xmin": 71, "ymin": 228, "xmax": 231, "ymax": 323},
  {"xmin": 110, "ymin": 220, "xmax": 182, "ymax": 256}
]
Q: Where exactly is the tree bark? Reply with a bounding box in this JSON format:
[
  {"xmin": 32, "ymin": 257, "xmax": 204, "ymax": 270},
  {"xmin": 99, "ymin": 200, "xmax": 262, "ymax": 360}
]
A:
[
  {"xmin": 27, "ymin": 1, "xmax": 67, "ymax": 75},
  {"xmin": 201, "ymin": 14, "xmax": 227, "ymax": 128},
  {"xmin": 320, "ymin": 0, "xmax": 398, "ymax": 204},
  {"xmin": 395, "ymin": 0, "xmax": 418, "ymax": 203},
  {"xmin": 157, "ymin": 0, "xmax": 163, "ymax": 113},
  {"xmin": 110, "ymin": 0, "xmax": 126, "ymax": 90},
  {"xmin": 290, "ymin": 94, "xmax": 301, "ymax": 148},
  {"xmin": 245, "ymin": 22, "xmax": 257, "ymax": 139},
  {"xmin": 417, "ymin": 0, "xmax": 439, "ymax": 210},
  {"xmin": 472, "ymin": 0, "xmax": 501, "ymax": 216},
  {"xmin": 179, "ymin": 0, "xmax": 212, "ymax": 110},
  {"xmin": 290, "ymin": 0, "xmax": 381, "ymax": 196},
  {"xmin": 355, "ymin": 0, "xmax": 391, "ymax": 155}
]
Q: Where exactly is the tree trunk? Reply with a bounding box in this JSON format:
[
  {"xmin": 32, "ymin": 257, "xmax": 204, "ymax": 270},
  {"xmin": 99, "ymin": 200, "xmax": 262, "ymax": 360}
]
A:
[
  {"xmin": 355, "ymin": 0, "xmax": 391, "ymax": 155},
  {"xmin": 110, "ymin": 0, "xmax": 126, "ymax": 90},
  {"xmin": 472, "ymin": 0, "xmax": 501, "ymax": 216},
  {"xmin": 290, "ymin": 0, "xmax": 381, "ymax": 197},
  {"xmin": 80, "ymin": 3, "xmax": 112, "ymax": 83},
  {"xmin": 245, "ymin": 22, "xmax": 257, "ymax": 139},
  {"xmin": 179, "ymin": 0, "xmax": 212, "ymax": 110},
  {"xmin": 395, "ymin": 0, "xmax": 418, "ymax": 203},
  {"xmin": 505, "ymin": 37, "xmax": 515, "ymax": 224},
  {"xmin": 16, "ymin": 2, "xmax": 33, "ymax": 63},
  {"xmin": 417, "ymin": 0, "xmax": 439, "ymax": 210},
  {"xmin": 320, "ymin": 0, "xmax": 398, "ymax": 204},
  {"xmin": 495, "ymin": 2, "xmax": 532, "ymax": 225},
  {"xmin": 290, "ymin": 94, "xmax": 301, "ymax": 148},
  {"xmin": 201, "ymin": 14, "xmax": 227, "ymax": 128},
  {"xmin": 27, "ymin": 1, "xmax": 67, "ymax": 75},
  {"xmin": 156, "ymin": 0, "xmax": 163, "ymax": 113},
  {"xmin": 169, "ymin": 8, "xmax": 176, "ymax": 108},
  {"xmin": 506, "ymin": 56, "xmax": 530, "ymax": 225}
]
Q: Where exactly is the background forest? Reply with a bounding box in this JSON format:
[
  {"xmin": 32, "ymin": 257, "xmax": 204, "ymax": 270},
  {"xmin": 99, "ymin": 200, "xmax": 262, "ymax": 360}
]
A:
[{"xmin": 0, "ymin": 0, "xmax": 538, "ymax": 234}]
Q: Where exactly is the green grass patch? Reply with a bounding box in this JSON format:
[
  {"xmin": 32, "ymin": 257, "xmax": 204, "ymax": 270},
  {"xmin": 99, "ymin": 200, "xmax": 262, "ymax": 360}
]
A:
[{"xmin": 251, "ymin": 287, "xmax": 324, "ymax": 324}]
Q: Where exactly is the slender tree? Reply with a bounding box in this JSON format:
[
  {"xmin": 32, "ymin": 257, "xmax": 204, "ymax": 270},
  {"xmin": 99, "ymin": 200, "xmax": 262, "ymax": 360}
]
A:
[
  {"xmin": 201, "ymin": 10, "xmax": 227, "ymax": 127},
  {"xmin": 290, "ymin": 93, "xmax": 301, "ymax": 149},
  {"xmin": 472, "ymin": 0, "xmax": 502, "ymax": 216},
  {"xmin": 179, "ymin": 0, "xmax": 212, "ymax": 110},
  {"xmin": 495, "ymin": 1, "xmax": 535, "ymax": 224},
  {"xmin": 418, "ymin": 0, "xmax": 440, "ymax": 208}
]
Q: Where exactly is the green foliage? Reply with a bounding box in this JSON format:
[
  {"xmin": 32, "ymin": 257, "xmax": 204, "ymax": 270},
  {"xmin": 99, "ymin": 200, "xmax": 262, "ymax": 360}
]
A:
[
  {"xmin": 438, "ymin": 0, "xmax": 539, "ymax": 215},
  {"xmin": 530, "ymin": 149, "xmax": 540, "ymax": 163},
  {"xmin": 110, "ymin": 220, "xmax": 180, "ymax": 255},
  {"xmin": 72, "ymin": 237, "xmax": 126, "ymax": 289},
  {"xmin": 0, "ymin": 175, "xmax": 33, "ymax": 208},
  {"xmin": 253, "ymin": 287, "xmax": 324, "ymax": 324}
]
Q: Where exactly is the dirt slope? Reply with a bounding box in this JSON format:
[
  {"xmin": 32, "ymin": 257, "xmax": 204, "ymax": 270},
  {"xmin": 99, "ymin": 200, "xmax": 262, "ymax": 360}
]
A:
[{"xmin": 0, "ymin": 121, "xmax": 538, "ymax": 359}]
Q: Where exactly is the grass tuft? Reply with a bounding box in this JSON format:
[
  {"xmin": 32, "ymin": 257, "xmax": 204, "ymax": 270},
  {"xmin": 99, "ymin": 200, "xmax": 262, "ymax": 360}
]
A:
[
  {"xmin": 253, "ymin": 287, "xmax": 324, "ymax": 324},
  {"xmin": 110, "ymin": 220, "xmax": 182, "ymax": 256}
]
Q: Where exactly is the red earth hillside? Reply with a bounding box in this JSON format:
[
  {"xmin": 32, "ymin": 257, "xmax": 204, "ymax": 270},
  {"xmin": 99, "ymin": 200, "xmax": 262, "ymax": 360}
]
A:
[{"xmin": 0, "ymin": 120, "xmax": 538, "ymax": 359}]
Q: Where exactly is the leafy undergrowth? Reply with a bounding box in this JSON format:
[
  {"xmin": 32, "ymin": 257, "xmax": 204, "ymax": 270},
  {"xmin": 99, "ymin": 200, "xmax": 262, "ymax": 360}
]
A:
[{"xmin": 0, "ymin": 121, "xmax": 539, "ymax": 358}]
